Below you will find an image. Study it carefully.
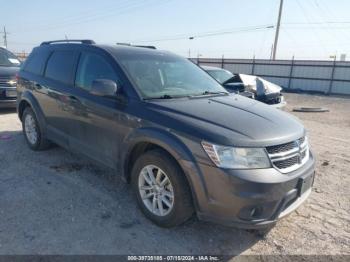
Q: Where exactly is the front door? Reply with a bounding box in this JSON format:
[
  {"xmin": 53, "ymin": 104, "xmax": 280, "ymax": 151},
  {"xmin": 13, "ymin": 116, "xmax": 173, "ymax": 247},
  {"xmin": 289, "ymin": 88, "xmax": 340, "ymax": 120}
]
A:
[{"xmin": 68, "ymin": 51, "xmax": 127, "ymax": 169}]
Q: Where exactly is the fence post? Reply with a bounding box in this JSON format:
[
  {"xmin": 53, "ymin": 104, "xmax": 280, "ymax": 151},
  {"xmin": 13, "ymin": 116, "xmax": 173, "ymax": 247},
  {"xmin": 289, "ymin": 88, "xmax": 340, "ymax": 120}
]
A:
[
  {"xmin": 327, "ymin": 56, "xmax": 336, "ymax": 95},
  {"xmin": 221, "ymin": 55, "xmax": 224, "ymax": 69},
  {"xmin": 251, "ymin": 55, "xmax": 256, "ymax": 75},
  {"xmin": 287, "ymin": 56, "xmax": 295, "ymax": 89}
]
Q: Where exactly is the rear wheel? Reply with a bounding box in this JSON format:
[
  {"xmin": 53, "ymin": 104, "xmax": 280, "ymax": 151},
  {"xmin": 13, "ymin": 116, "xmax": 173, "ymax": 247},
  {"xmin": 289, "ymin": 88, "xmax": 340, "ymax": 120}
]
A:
[
  {"xmin": 131, "ymin": 149, "xmax": 194, "ymax": 227},
  {"xmin": 22, "ymin": 107, "xmax": 50, "ymax": 151}
]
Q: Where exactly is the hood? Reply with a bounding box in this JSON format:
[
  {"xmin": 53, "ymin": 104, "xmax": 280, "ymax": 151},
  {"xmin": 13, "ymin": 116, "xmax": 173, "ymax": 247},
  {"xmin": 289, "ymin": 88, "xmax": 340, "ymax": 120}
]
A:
[
  {"xmin": 0, "ymin": 66, "xmax": 20, "ymax": 77},
  {"xmin": 239, "ymin": 74, "xmax": 282, "ymax": 94},
  {"xmin": 146, "ymin": 94, "xmax": 304, "ymax": 147}
]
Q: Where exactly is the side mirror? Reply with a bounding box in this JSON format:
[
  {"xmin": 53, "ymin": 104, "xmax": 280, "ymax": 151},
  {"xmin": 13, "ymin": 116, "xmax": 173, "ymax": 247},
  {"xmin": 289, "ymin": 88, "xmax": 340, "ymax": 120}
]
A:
[
  {"xmin": 223, "ymin": 82, "xmax": 245, "ymax": 93},
  {"xmin": 91, "ymin": 79, "xmax": 118, "ymax": 97}
]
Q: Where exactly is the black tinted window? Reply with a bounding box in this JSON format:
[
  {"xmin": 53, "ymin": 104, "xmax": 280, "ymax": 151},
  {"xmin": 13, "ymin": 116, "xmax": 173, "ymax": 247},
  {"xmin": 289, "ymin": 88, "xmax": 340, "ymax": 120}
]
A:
[
  {"xmin": 45, "ymin": 51, "xmax": 76, "ymax": 84},
  {"xmin": 23, "ymin": 50, "xmax": 49, "ymax": 74},
  {"xmin": 75, "ymin": 52, "xmax": 117, "ymax": 91}
]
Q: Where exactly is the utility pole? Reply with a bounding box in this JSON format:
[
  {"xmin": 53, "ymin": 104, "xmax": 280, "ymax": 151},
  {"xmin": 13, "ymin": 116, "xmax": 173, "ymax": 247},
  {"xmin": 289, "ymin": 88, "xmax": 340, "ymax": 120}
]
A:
[
  {"xmin": 3, "ymin": 26, "xmax": 8, "ymax": 48},
  {"xmin": 272, "ymin": 0, "xmax": 284, "ymax": 60},
  {"xmin": 270, "ymin": 44, "xmax": 274, "ymax": 60}
]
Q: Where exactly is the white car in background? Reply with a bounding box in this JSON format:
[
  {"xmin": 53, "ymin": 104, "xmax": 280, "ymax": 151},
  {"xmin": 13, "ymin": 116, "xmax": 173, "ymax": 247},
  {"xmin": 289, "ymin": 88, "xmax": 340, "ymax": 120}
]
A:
[{"xmin": 202, "ymin": 66, "xmax": 286, "ymax": 108}]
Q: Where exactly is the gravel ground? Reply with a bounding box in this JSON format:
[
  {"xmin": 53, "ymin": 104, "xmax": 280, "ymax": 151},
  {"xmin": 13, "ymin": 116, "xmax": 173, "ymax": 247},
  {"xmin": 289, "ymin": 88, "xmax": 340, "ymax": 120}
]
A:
[{"xmin": 0, "ymin": 93, "xmax": 349, "ymax": 257}]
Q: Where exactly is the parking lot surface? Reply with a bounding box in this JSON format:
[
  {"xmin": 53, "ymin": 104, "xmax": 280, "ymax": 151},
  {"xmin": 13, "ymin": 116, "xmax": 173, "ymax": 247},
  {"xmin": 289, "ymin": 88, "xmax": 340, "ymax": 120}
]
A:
[{"xmin": 0, "ymin": 93, "xmax": 349, "ymax": 256}]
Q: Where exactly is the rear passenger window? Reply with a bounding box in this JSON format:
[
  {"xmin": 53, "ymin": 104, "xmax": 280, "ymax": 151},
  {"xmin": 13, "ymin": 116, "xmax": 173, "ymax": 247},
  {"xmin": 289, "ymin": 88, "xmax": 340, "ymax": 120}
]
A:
[
  {"xmin": 45, "ymin": 51, "xmax": 76, "ymax": 84},
  {"xmin": 23, "ymin": 50, "xmax": 49, "ymax": 75},
  {"xmin": 75, "ymin": 52, "xmax": 118, "ymax": 91}
]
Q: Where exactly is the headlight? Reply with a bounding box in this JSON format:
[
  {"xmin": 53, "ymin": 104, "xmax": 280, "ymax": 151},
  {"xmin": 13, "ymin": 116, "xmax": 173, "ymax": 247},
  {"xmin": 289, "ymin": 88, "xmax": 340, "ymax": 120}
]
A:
[
  {"xmin": 202, "ymin": 141, "xmax": 271, "ymax": 169},
  {"xmin": 7, "ymin": 79, "xmax": 17, "ymax": 86}
]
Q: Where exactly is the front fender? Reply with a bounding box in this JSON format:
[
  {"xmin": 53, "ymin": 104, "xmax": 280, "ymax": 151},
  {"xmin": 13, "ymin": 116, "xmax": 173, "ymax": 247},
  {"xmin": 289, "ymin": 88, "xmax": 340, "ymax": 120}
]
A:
[{"xmin": 120, "ymin": 127, "xmax": 209, "ymax": 212}]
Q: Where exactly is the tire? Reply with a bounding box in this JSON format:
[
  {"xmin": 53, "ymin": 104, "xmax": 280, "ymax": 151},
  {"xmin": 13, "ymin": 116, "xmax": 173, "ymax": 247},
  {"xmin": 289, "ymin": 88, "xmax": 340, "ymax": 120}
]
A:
[
  {"xmin": 22, "ymin": 107, "xmax": 51, "ymax": 151},
  {"xmin": 131, "ymin": 149, "xmax": 194, "ymax": 227}
]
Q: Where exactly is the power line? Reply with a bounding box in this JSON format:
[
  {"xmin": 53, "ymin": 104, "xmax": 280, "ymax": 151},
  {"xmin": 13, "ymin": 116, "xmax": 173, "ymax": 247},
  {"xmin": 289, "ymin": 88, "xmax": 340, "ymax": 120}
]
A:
[
  {"xmin": 7, "ymin": 0, "xmax": 130, "ymax": 30},
  {"xmin": 295, "ymin": 0, "xmax": 329, "ymax": 55},
  {"xmin": 129, "ymin": 25, "xmax": 274, "ymax": 43},
  {"xmin": 283, "ymin": 26, "xmax": 350, "ymax": 29},
  {"xmin": 11, "ymin": 0, "xmax": 171, "ymax": 34},
  {"xmin": 284, "ymin": 21, "xmax": 350, "ymax": 25},
  {"xmin": 257, "ymin": 1, "xmax": 278, "ymax": 58},
  {"xmin": 10, "ymin": 0, "xmax": 142, "ymax": 33}
]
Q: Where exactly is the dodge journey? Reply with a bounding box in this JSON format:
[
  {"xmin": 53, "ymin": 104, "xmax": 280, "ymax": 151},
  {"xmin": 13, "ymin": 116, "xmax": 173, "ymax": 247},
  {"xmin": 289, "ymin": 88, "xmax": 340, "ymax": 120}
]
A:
[{"xmin": 17, "ymin": 40, "xmax": 315, "ymax": 228}]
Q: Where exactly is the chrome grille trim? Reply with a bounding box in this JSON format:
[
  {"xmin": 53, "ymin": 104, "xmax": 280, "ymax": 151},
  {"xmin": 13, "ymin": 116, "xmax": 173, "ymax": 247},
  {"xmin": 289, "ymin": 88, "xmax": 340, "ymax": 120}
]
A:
[
  {"xmin": 0, "ymin": 76, "xmax": 12, "ymax": 87},
  {"xmin": 267, "ymin": 137, "xmax": 309, "ymax": 173}
]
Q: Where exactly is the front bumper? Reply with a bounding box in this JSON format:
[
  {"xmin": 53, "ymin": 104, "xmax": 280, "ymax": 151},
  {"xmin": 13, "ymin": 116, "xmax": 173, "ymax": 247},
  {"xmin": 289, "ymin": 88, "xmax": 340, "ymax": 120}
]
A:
[
  {"xmin": 0, "ymin": 86, "xmax": 17, "ymax": 108},
  {"xmin": 193, "ymin": 151, "xmax": 315, "ymax": 229},
  {"xmin": 270, "ymin": 95, "xmax": 286, "ymax": 108}
]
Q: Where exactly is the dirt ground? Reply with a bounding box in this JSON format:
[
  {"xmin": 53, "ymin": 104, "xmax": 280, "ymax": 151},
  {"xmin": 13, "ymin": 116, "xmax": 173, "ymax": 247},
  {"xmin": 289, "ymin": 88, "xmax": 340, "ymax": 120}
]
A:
[{"xmin": 0, "ymin": 93, "xmax": 349, "ymax": 257}]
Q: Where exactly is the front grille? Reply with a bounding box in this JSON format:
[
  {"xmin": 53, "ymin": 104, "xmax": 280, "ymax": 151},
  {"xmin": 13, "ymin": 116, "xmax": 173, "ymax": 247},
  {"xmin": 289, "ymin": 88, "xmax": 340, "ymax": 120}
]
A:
[
  {"xmin": 266, "ymin": 137, "xmax": 305, "ymax": 154},
  {"xmin": 266, "ymin": 141, "xmax": 296, "ymax": 154},
  {"xmin": 0, "ymin": 76, "xmax": 11, "ymax": 87},
  {"xmin": 267, "ymin": 136, "xmax": 309, "ymax": 173},
  {"xmin": 274, "ymin": 155, "xmax": 299, "ymax": 169}
]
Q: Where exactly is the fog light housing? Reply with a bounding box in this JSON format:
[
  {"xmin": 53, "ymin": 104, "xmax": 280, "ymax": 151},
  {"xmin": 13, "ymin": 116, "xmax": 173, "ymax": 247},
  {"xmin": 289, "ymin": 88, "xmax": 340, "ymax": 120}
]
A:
[{"xmin": 239, "ymin": 201, "xmax": 277, "ymax": 221}]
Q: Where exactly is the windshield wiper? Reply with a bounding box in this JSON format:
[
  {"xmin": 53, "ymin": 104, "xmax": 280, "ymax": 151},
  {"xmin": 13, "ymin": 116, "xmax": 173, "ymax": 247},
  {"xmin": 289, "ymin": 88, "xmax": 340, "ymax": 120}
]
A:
[
  {"xmin": 190, "ymin": 91, "xmax": 229, "ymax": 97},
  {"xmin": 144, "ymin": 94, "xmax": 188, "ymax": 100},
  {"xmin": 203, "ymin": 91, "xmax": 228, "ymax": 95}
]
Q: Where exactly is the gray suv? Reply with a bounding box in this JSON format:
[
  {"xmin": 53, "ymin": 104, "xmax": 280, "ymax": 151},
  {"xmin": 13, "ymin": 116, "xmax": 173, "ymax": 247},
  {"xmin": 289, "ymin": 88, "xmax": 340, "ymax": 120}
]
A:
[{"xmin": 17, "ymin": 40, "xmax": 315, "ymax": 228}]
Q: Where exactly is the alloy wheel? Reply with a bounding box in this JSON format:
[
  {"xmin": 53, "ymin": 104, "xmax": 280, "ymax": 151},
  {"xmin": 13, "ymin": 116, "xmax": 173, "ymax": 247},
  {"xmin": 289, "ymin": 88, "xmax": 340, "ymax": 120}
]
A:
[
  {"xmin": 138, "ymin": 165, "xmax": 174, "ymax": 216},
  {"xmin": 24, "ymin": 114, "xmax": 38, "ymax": 145}
]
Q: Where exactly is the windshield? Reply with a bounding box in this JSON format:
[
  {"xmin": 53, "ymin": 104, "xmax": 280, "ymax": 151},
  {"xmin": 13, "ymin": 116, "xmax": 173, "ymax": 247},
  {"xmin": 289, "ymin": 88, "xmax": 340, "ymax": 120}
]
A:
[
  {"xmin": 207, "ymin": 69, "xmax": 234, "ymax": 84},
  {"xmin": 0, "ymin": 48, "xmax": 21, "ymax": 67},
  {"xmin": 118, "ymin": 53, "xmax": 227, "ymax": 99}
]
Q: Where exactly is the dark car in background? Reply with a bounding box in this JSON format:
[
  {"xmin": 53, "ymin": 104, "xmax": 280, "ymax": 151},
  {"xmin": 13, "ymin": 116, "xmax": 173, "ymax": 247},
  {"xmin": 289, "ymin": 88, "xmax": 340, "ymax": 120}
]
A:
[
  {"xmin": 0, "ymin": 47, "xmax": 21, "ymax": 108},
  {"xmin": 202, "ymin": 66, "xmax": 286, "ymax": 108},
  {"xmin": 17, "ymin": 40, "xmax": 314, "ymax": 229}
]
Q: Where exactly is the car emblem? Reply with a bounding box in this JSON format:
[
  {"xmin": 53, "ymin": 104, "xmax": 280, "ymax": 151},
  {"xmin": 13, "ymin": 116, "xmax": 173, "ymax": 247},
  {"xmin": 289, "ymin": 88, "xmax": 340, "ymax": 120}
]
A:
[{"xmin": 295, "ymin": 140, "xmax": 302, "ymax": 164}]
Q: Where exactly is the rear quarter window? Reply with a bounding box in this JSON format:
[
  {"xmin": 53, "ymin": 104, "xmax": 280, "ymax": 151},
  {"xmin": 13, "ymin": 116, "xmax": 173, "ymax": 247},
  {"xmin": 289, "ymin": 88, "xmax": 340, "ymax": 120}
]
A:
[
  {"xmin": 23, "ymin": 49, "xmax": 50, "ymax": 75},
  {"xmin": 45, "ymin": 50, "xmax": 77, "ymax": 85}
]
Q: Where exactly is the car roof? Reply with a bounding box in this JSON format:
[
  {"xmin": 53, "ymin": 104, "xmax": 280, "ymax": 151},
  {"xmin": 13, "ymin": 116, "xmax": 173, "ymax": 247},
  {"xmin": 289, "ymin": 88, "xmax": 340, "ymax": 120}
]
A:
[
  {"xmin": 99, "ymin": 44, "xmax": 175, "ymax": 57},
  {"xmin": 34, "ymin": 41, "xmax": 178, "ymax": 60}
]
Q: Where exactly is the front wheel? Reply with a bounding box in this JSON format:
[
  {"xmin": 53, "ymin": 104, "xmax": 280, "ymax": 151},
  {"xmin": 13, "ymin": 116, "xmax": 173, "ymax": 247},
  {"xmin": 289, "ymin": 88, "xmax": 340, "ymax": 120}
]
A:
[{"xmin": 131, "ymin": 149, "xmax": 194, "ymax": 227}]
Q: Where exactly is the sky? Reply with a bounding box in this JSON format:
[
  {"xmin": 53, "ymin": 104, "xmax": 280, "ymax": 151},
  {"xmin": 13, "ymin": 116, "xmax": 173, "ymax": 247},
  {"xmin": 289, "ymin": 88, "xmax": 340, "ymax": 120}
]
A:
[{"xmin": 1, "ymin": 0, "xmax": 350, "ymax": 60}]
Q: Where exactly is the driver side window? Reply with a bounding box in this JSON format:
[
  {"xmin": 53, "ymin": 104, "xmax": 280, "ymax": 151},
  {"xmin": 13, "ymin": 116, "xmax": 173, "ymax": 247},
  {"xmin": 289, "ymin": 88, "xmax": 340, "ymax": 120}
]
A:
[{"xmin": 75, "ymin": 52, "xmax": 118, "ymax": 91}]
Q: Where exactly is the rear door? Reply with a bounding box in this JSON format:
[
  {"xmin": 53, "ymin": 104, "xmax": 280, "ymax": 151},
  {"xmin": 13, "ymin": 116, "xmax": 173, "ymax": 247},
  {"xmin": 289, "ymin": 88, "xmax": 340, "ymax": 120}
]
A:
[
  {"xmin": 67, "ymin": 50, "xmax": 128, "ymax": 168},
  {"xmin": 40, "ymin": 49, "xmax": 79, "ymax": 147}
]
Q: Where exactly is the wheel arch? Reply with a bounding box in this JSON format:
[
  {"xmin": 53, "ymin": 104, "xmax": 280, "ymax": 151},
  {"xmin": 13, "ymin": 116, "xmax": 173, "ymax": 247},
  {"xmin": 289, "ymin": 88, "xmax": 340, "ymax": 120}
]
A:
[
  {"xmin": 18, "ymin": 91, "xmax": 47, "ymax": 136},
  {"xmin": 121, "ymin": 127, "xmax": 207, "ymax": 211}
]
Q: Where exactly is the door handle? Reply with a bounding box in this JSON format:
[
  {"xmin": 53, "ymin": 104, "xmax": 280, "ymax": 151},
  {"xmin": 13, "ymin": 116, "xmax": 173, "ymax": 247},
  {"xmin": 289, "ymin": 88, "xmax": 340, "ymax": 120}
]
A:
[
  {"xmin": 69, "ymin": 95, "xmax": 79, "ymax": 101},
  {"xmin": 68, "ymin": 95, "xmax": 80, "ymax": 103}
]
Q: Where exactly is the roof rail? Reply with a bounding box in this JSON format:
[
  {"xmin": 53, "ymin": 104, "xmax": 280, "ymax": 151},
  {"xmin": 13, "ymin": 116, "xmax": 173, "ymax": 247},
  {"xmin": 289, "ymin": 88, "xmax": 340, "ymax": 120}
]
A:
[
  {"xmin": 40, "ymin": 39, "xmax": 96, "ymax": 46},
  {"xmin": 134, "ymin": 45, "xmax": 157, "ymax": 50},
  {"xmin": 116, "ymin": 43, "xmax": 156, "ymax": 49}
]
